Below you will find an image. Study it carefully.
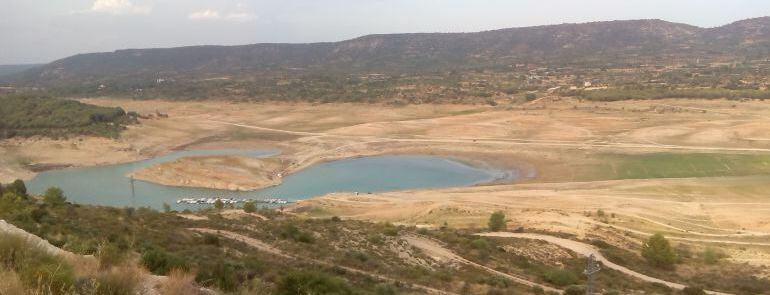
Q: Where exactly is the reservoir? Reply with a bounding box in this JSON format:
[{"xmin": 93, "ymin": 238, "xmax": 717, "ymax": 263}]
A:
[{"xmin": 27, "ymin": 150, "xmax": 503, "ymax": 209}]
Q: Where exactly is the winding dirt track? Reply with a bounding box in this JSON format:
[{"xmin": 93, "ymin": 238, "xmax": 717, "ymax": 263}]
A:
[
  {"xmin": 403, "ymin": 234, "xmax": 563, "ymax": 294},
  {"xmin": 208, "ymin": 120, "xmax": 770, "ymax": 153},
  {"xmin": 584, "ymin": 221, "xmax": 770, "ymax": 247},
  {"xmin": 476, "ymin": 232, "xmax": 732, "ymax": 295},
  {"xmin": 190, "ymin": 228, "xmax": 457, "ymax": 295}
]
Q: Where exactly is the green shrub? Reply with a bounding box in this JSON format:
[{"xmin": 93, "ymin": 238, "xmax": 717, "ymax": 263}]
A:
[
  {"xmin": 543, "ymin": 269, "xmax": 579, "ymax": 286},
  {"xmin": 202, "ymin": 234, "xmax": 221, "ymax": 246},
  {"xmin": 702, "ymin": 247, "xmax": 725, "ymax": 265},
  {"xmin": 6, "ymin": 180, "xmax": 27, "ymax": 198},
  {"xmin": 591, "ymin": 239, "xmax": 611, "ymax": 249},
  {"xmin": 275, "ymin": 271, "xmax": 353, "ymax": 295},
  {"xmin": 209, "ymin": 261, "xmax": 238, "ymax": 292},
  {"xmin": 470, "ymin": 238, "xmax": 490, "ymax": 249},
  {"xmin": 281, "ymin": 225, "xmax": 315, "ymax": 243},
  {"xmin": 374, "ymin": 283, "xmax": 397, "ymax": 295},
  {"xmin": 477, "ymin": 275, "xmax": 512, "ymax": 288},
  {"xmin": 214, "ymin": 199, "xmax": 224, "ymax": 210},
  {"xmin": 243, "ymin": 201, "xmax": 257, "ymax": 213},
  {"xmin": 488, "ymin": 211, "xmax": 506, "ymax": 231},
  {"xmin": 382, "ymin": 224, "xmax": 399, "ymax": 236},
  {"xmin": 525, "ymin": 93, "xmax": 538, "ymax": 101},
  {"xmin": 43, "ymin": 187, "xmax": 67, "ymax": 206},
  {"xmin": 641, "ymin": 233, "xmax": 678, "ymax": 269},
  {"xmin": 141, "ymin": 247, "xmax": 187, "ymax": 275},
  {"xmin": 0, "ymin": 192, "xmax": 30, "ymax": 221},
  {"xmin": 347, "ymin": 251, "xmax": 369, "ymax": 263},
  {"xmin": 367, "ymin": 234, "xmax": 384, "ymax": 245}
]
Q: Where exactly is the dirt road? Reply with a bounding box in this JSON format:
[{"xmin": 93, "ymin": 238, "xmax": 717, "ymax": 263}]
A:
[
  {"xmin": 403, "ymin": 234, "xmax": 562, "ymax": 294},
  {"xmin": 476, "ymin": 232, "xmax": 732, "ymax": 295}
]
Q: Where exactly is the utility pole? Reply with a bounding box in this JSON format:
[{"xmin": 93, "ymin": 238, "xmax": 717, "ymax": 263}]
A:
[
  {"xmin": 584, "ymin": 254, "xmax": 601, "ymax": 295},
  {"xmin": 130, "ymin": 175, "xmax": 136, "ymax": 208}
]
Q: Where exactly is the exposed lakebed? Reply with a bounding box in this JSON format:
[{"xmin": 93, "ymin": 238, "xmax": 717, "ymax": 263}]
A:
[{"xmin": 28, "ymin": 149, "xmax": 506, "ymax": 210}]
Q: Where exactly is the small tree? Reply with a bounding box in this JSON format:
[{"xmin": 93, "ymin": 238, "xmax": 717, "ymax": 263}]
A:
[
  {"xmin": 214, "ymin": 199, "xmax": 224, "ymax": 210},
  {"xmin": 43, "ymin": 187, "xmax": 66, "ymax": 206},
  {"xmin": 162, "ymin": 203, "xmax": 171, "ymax": 213},
  {"xmin": 525, "ymin": 93, "xmax": 538, "ymax": 101},
  {"xmin": 488, "ymin": 211, "xmax": 507, "ymax": 231},
  {"xmin": 702, "ymin": 247, "xmax": 724, "ymax": 265},
  {"xmin": 7, "ymin": 179, "xmax": 27, "ymax": 198},
  {"xmin": 242, "ymin": 201, "xmax": 256, "ymax": 213},
  {"xmin": 642, "ymin": 233, "xmax": 678, "ymax": 269}
]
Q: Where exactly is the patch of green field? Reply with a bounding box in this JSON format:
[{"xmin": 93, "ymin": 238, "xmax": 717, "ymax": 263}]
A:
[{"xmin": 604, "ymin": 153, "xmax": 770, "ymax": 180}]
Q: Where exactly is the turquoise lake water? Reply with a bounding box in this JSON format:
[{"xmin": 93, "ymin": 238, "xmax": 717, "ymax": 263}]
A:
[{"xmin": 27, "ymin": 150, "xmax": 504, "ymax": 210}]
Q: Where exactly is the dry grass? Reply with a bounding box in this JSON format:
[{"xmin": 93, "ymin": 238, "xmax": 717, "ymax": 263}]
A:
[
  {"xmin": 160, "ymin": 269, "xmax": 199, "ymax": 295},
  {"xmin": 93, "ymin": 264, "xmax": 146, "ymax": 295},
  {"xmin": 0, "ymin": 270, "xmax": 26, "ymax": 295},
  {"xmin": 65, "ymin": 255, "xmax": 99, "ymax": 279}
]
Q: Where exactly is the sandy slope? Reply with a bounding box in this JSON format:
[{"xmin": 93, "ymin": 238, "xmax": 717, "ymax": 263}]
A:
[{"xmin": 131, "ymin": 156, "xmax": 285, "ymax": 191}]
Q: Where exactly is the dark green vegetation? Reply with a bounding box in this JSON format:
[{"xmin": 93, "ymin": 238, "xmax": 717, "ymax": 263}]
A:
[
  {"xmin": 243, "ymin": 201, "xmax": 257, "ymax": 213},
  {"xmin": 0, "ymin": 95, "xmax": 137, "ymax": 139},
  {"xmin": 641, "ymin": 234, "xmax": 679, "ymax": 269},
  {"xmin": 1, "ymin": 180, "xmax": 768, "ymax": 294},
  {"xmin": 488, "ymin": 210, "xmax": 507, "ymax": 231},
  {"xmin": 574, "ymin": 87, "xmax": 770, "ymax": 101},
  {"xmin": 5, "ymin": 18, "xmax": 770, "ymax": 103}
]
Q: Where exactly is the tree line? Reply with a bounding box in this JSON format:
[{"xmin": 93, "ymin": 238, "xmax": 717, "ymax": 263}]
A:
[{"xmin": 0, "ymin": 95, "xmax": 137, "ymax": 139}]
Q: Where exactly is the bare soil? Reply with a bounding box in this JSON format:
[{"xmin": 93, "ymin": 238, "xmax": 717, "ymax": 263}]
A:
[{"xmin": 3, "ymin": 97, "xmax": 770, "ymax": 269}]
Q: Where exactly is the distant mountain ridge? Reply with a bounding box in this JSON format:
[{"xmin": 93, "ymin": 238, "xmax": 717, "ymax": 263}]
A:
[
  {"xmin": 0, "ymin": 64, "xmax": 43, "ymax": 78},
  {"xmin": 5, "ymin": 17, "xmax": 770, "ymax": 86}
]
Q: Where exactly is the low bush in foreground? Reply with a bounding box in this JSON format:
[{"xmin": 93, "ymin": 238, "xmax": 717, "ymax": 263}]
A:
[
  {"xmin": 0, "ymin": 233, "xmax": 76, "ymax": 293},
  {"xmin": 275, "ymin": 271, "xmax": 353, "ymax": 295}
]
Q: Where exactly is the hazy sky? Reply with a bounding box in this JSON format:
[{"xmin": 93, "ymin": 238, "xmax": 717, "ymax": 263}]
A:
[{"xmin": 2, "ymin": 0, "xmax": 770, "ymax": 64}]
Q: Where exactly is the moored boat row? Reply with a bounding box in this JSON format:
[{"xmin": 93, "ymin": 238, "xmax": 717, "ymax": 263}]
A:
[{"xmin": 176, "ymin": 197, "xmax": 291, "ymax": 205}]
